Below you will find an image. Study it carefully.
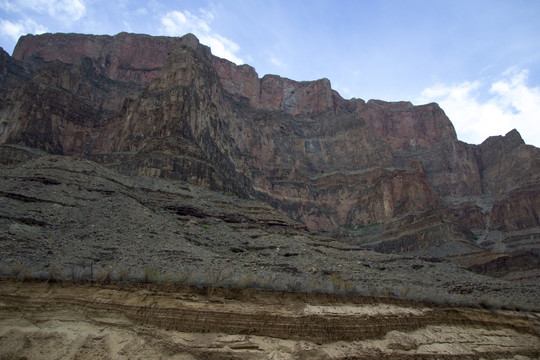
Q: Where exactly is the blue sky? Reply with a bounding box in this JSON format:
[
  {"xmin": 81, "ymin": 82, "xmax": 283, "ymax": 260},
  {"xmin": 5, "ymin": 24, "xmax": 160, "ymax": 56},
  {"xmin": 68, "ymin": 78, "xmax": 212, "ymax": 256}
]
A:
[{"xmin": 1, "ymin": 0, "xmax": 539, "ymax": 146}]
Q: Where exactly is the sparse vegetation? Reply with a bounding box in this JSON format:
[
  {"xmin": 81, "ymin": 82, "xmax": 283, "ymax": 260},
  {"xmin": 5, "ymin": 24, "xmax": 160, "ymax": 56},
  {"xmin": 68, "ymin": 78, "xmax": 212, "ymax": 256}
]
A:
[
  {"xmin": 10, "ymin": 264, "xmax": 32, "ymax": 280},
  {"xmin": 69, "ymin": 264, "xmax": 79, "ymax": 281},
  {"xmin": 174, "ymin": 271, "xmax": 192, "ymax": 284},
  {"xmin": 339, "ymin": 222, "xmax": 383, "ymax": 232},
  {"xmin": 238, "ymin": 273, "xmax": 257, "ymax": 288},
  {"xmin": 205, "ymin": 266, "xmax": 233, "ymax": 285},
  {"xmin": 0, "ymin": 261, "xmax": 537, "ymax": 311},
  {"xmin": 94, "ymin": 265, "xmax": 113, "ymax": 283},
  {"xmin": 327, "ymin": 272, "xmax": 355, "ymax": 293},
  {"xmin": 116, "ymin": 266, "xmax": 131, "ymax": 283},
  {"xmin": 143, "ymin": 266, "xmax": 159, "ymax": 283},
  {"xmin": 47, "ymin": 263, "xmax": 62, "ymax": 281}
]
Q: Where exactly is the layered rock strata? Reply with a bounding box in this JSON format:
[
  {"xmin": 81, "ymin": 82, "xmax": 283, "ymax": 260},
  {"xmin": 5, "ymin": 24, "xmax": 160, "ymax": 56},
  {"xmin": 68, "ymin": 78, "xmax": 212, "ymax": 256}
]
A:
[
  {"xmin": 1, "ymin": 280, "xmax": 539, "ymax": 359},
  {"xmin": 1, "ymin": 32, "xmax": 539, "ymax": 277}
]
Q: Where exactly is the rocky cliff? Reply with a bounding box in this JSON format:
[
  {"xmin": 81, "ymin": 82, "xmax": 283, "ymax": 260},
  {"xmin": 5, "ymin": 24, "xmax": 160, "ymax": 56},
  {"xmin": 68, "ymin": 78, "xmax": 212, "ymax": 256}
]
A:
[{"xmin": 1, "ymin": 32, "xmax": 539, "ymax": 280}]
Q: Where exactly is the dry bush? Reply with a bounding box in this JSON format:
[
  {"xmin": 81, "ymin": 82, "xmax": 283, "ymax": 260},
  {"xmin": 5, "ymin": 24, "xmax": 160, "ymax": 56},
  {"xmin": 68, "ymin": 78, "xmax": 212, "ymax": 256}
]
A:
[
  {"xmin": 94, "ymin": 266, "xmax": 113, "ymax": 283},
  {"xmin": 143, "ymin": 266, "xmax": 159, "ymax": 283},
  {"xmin": 158, "ymin": 271, "xmax": 172, "ymax": 284},
  {"xmin": 286, "ymin": 278, "xmax": 305, "ymax": 292},
  {"xmin": 174, "ymin": 271, "xmax": 191, "ymax": 284},
  {"xmin": 116, "ymin": 266, "xmax": 132, "ymax": 283},
  {"xmin": 205, "ymin": 266, "xmax": 233, "ymax": 285},
  {"xmin": 10, "ymin": 264, "xmax": 33, "ymax": 280},
  {"xmin": 81, "ymin": 266, "xmax": 94, "ymax": 282},
  {"xmin": 69, "ymin": 264, "xmax": 79, "ymax": 281},
  {"xmin": 237, "ymin": 273, "xmax": 257, "ymax": 288},
  {"xmin": 327, "ymin": 272, "xmax": 355, "ymax": 294},
  {"xmin": 47, "ymin": 263, "xmax": 62, "ymax": 281}
]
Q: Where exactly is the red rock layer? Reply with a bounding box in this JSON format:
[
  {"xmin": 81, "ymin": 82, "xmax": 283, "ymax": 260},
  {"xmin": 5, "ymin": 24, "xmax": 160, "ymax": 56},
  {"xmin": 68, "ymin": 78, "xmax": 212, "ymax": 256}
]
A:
[{"xmin": 2, "ymin": 33, "xmax": 539, "ymax": 260}]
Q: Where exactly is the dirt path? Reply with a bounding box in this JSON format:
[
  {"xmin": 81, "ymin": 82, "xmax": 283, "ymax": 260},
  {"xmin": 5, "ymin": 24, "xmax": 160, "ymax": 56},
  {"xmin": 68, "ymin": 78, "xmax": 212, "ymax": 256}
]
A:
[{"xmin": 0, "ymin": 279, "xmax": 539, "ymax": 359}]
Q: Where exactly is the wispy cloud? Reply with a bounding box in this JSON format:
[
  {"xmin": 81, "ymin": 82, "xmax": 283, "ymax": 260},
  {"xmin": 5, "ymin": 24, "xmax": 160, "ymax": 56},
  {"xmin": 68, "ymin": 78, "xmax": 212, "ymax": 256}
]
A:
[
  {"xmin": 0, "ymin": 18, "xmax": 47, "ymax": 41},
  {"xmin": 417, "ymin": 68, "xmax": 540, "ymax": 147},
  {"xmin": 1, "ymin": 0, "xmax": 86, "ymax": 22},
  {"xmin": 270, "ymin": 56, "xmax": 284, "ymax": 68},
  {"xmin": 160, "ymin": 9, "xmax": 243, "ymax": 64}
]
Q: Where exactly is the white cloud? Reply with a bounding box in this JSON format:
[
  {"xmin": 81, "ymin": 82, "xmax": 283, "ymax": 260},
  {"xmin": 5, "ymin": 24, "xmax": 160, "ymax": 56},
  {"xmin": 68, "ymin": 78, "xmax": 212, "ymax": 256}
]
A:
[
  {"xmin": 270, "ymin": 56, "xmax": 284, "ymax": 68},
  {"xmin": 1, "ymin": 0, "xmax": 86, "ymax": 22},
  {"xmin": 417, "ymin": 68, "xmax": 540, "ymax": 147},
  {"xmin": 0, "ymin": 18, "xmax": 47, "ymax": 40},
  {"xmin": 334, "ymin": 84, "xmax": 351, "ymax": 98},
  {"xmin": 122, "ymin": 20, "xmax": 132, "ymax": 33},
  {"xmin": 134, "ymin": 7, "xmax": 148, "ymax": 16},
  {"xmin": 160, "ymin": 9, "xmax": 243, "ymax": 64}
]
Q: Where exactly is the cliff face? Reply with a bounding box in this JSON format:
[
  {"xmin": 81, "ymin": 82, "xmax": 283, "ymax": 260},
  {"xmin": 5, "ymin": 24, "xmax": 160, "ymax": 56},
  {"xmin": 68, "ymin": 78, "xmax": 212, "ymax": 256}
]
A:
[
  {"xmin": 12, "ymin": 32, "xmax": 188, "ymax": 83},
  {"xmin": 1, "ymin": 32, "xmax": 539, "ymax": 276}
]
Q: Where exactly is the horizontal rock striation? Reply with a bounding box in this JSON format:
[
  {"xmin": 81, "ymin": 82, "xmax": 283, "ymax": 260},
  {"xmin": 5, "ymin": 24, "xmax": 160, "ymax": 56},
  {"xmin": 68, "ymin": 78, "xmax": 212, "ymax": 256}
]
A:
[
  {"xmin": 0, "ymin": 32, "xmax": 539, "ymax": 277},
  {"xmin": 1, "ymin": 280, "xmax": 539, "ymax": 359},
  {"xmin": 12, "ymin": 32, "xmax": 194, "ymax": 83}
]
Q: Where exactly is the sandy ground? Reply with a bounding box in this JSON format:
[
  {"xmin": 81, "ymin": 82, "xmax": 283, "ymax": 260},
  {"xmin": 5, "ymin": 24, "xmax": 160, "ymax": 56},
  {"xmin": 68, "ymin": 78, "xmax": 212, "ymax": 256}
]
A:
[{"xmin": 0, "ymin": 279, "xmax": 539, "ymax": 359}]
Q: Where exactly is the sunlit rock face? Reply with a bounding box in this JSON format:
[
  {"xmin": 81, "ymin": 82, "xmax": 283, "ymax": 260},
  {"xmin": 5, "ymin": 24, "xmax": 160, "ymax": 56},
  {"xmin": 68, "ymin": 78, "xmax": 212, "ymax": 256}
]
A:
[
  {"xmin": 12, "ymin": 32, "xmax": 193, "ymax": 83},
  {"xmin": 1, "ymin": 32, "xmax": 539, "ymax": 272}
]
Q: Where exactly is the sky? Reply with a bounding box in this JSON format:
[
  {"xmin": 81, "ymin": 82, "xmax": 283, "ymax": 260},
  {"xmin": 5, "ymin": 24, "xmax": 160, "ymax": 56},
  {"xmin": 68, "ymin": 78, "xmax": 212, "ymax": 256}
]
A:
[{"xmin": 1, "ymin": 0, "xmax": 539, "ymax": 147}]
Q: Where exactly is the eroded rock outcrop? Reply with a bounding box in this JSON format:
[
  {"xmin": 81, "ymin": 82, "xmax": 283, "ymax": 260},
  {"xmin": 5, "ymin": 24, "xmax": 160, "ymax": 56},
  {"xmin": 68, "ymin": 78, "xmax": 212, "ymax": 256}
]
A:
[
  {"xmin": 1, "ymin": 32, "xmax": 538, "ymax": 274},
  {"xmin": 1, "ymin": 280, "xmax": 539, "ymax": 359},
  {"xmin": 213, "ymin": 55, "xmax": 335, "ymax": 116},
  {"xmin": 12, "ymin": 32, "xmax": 192, "ymax": 83}
]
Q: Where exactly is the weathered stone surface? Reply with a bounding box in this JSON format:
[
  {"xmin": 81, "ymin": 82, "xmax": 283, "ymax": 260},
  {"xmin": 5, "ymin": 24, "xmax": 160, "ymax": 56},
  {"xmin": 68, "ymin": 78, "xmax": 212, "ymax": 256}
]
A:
[
  {"xmin": 1, "ymin": 32, "xmax": 539, "ymax": 277},
  {"xmin": 480, "ymin": 129, "xmax": 539, "ymax": 194},
  {"xmin": 364, "ymin": 100, "xmax": 458, "ymax": 151},
  {"xmin": 489, "ymin": 183, "xmax": 540, "ymax": 231},
  {"xmin": 13, "ymin": 32, "xmax": 199, "ymax": 83},
  {"xmin": 0, "ymin": 61, "xmax": 99, "ymax": 155},
  {"xmin": 0, "ymin": 48, "xmax": 30, "ymax": 97},
  {"xmin": 0, "ymin": 54, "xmax": 144, "ymax": 156},
  {"xmin": 468, "ymin": 252, "xmax": 540, "ymax": 278},
  {"xmin": 1, "ymin": 150, "xmax": 539, "ymax": 312},
  {"xmin": 92, "ymin": 41, "xmax": 253, "ymax": 196},
  {"xmin": 212, "ymin": 56, "xmax": 335, "ymax": 116},
  {"xmin": 1, "ymin": 280, "xmax": 539, "ymax": 359},
  {"xmin": 445, "ymin": 199, "xmax": 487, "ymax": 231},
  {"xmin": 392, "ymin": 140, "xmax": 483, "ymax": 197}
]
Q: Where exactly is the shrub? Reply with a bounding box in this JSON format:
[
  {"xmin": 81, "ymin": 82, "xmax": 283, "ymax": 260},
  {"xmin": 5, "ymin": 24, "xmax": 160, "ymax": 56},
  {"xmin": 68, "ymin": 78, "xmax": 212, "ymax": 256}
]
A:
[
  {"xmin": 205, "ymin": 266, "xmax": 232, "ymax": 285},
  {"xmin": 286, "ymin": 279, "xmax": 304, "ymax": 292},
  {"xmin": 238, "ymin": 273, "xmax": 257, "ymax": 288},
  {"xmin": 254, "ymin": 273, "xmax": 280, "ymax": 290},
  {"xmin": 327, "ymin": 272, "xmax": 354, "ymax": 293},
  {"xmin": 116, "ymin": 266, "xmax": 132, "ymax": 283},
  {"xmin": 174, "ymin": 271, "xmax": 191, "ymax": 284},
  {"xmin": 143, "ymin": 266, "xmax": 159, "ymax": 283},
  {"xmin": 158, "ymin": 271, "xmax": 172, "ymax": 284},
  {"xmin": 94, "ymin": 266, "xmax": 113, "ymax": 283},
  {"xmin": 69, "ymin": 264, "xmax": 79, "ymax": 281},
  {"xmin": 47, "ymin": 263, "xmax": 62, "ymax": 281},
  {"xmin": 11, "ymin": 264, "xmax": 32, "ymax": 280},
  {"xmin": 81, "ymin": 265, "xmax": 94, "ymax": 282}
]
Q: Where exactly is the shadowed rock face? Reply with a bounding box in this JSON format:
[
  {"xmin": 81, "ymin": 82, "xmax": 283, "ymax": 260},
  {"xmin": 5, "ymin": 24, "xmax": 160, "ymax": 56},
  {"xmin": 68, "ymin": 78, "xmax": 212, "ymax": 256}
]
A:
[{"xmin": 2, "ymin": 32, "xmax": 539, "ymax": 277}]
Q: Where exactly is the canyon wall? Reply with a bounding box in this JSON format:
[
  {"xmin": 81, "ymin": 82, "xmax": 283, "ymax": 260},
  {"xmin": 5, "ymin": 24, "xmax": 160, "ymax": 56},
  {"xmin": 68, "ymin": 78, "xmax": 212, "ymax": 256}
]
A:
[{"xmin": 1, "ymin": 32, "xmax": 538, "ymax": 270}]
